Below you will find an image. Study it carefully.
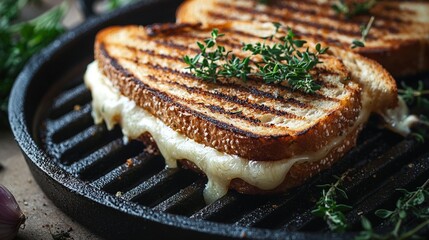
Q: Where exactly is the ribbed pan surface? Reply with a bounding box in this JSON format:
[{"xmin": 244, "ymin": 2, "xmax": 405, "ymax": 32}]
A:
[
  {"xmin": 9, "ymin": 0, "xmax": 429, "ymax": 239},
  {"xmin": 39, "ymin": 75, "xmax": 429, "ymax": 238},
  {"xmin": 37, "ymin": 77, "xmax": 429, "ymax": 239}
]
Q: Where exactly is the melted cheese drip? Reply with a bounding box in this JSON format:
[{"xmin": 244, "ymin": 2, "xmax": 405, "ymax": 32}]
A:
[
  {"xmin": 379, "ymin": 97, "xmax": 420, "ymax": 136},
  {"xmin": 84, "ymin": 61, "xmax": 370, "ymax": 203}
]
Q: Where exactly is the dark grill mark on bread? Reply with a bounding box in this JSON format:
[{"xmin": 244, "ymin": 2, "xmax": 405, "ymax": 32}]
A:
[
  {"xmin": 146, "ymin": 23, "xmax": 202, "ymax": 36},
  {"xmin": 210, "ymin": 1, "xmax": 408, "ymax": 39},
  {"xmin": 213, "ymin": 3, "xmax": 369, "ymax": 39},
  {"xmin": 201, "ymin": 104, "xmax": 263, "ymax": 125},
  {"xmin": 152, "ymin": 39, "xmax": 196, "ymax": 52},
  {"xmin": 99, "ymin": 44, "xmax": 270, "ymax": 139},
  {"xmin": 123, "ymin": 45, "xmax": 184, "ymax": 62},
  {"xmin": 181, "ymin": 84, "xmax": 305, "ymax": 119},
  {"xmin": 94, "ymin": 24, "xmax": 374, "ymax": 161},
  {"xmin": 178, "ymin": 0, "xmax": 429, "ymax": 77},
  {"xmin": 113, "ymin": 43, "xmax": 340, "ymax": 106}
]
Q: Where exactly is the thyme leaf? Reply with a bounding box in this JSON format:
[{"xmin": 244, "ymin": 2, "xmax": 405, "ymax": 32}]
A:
[
  {"xmin": 351, "ymin": 16, "xmax": 375, "ymax": 49},
  {"xmin": 184, "ymin": 25, "xmax": 328, "ymax": 94},
  {"xmin": 355, "ymin": 178, "xmax": 429, "ymax": 240},
  {"xmin": 312, "ymin": 173, "xmax": 352, "ymax": 232},
  {"xmin": 399, "ymin": 81, "xmax": 429, "ymax": 109}
]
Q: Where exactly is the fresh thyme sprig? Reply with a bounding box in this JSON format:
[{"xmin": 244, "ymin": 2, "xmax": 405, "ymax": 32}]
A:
[
  {"xmin": 184, "ymin": 25, "xmax": 328, "ymax": 93},
  {"xmin": 332, "ymin": 0, "xmax": 377, "ymax": 18},
  {"xmin": 242, "ymin": 28, "xmax": 327, "ymax": 92},
  {"xmin": 184, "ymin": 29, "xmax": 226, "ymax": 82},
  {"xmin": 184, "ymin": 29, "xmax": 251, "ymax": 82},
  {"xmin": 312, "ymin": 173, "xmax": 352, "ymax": 232},
  {"xmin": 351, "ymin": 16, "xmax": 375, "ymax": 49},
  {"xmin": 355, "ymin": 178, "xmax": 429, "ymax": 240},
  {"xmin": 399, "ymin": 81, "xmax": 429, "ymax": 109}
]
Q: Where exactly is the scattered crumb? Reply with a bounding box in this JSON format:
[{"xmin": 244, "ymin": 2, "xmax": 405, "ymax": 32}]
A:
[
  {"xmin": 115, "ymin": 191, "xmax": 123, "ymax": 197},
  {"xmin": 372, "ymin": 174, "xmax": 376, "ymax": 178},
  {"xmin": 358, "ymin": 211, "xmax": 363, "ymax": 216},
  {"xmin": 272, "ymin": 204, "xmax": 278, "ymax": 209},
  {"xmin": 73, "ymin": 105, "xmax": 81, "ymax": 111},
  {"xmin": 408, "ymin": 163, "xmax": 414, "ymax": 168},
  {"xmin": 50, "ymin": 227, "xmax": 74, "ymax": 240},
  {"xmin": 126, "ymin": 159, "xmax": 134, "ymax": 168}
]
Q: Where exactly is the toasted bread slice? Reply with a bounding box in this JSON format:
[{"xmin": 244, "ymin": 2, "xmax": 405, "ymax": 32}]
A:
[
  {"xmin": 177, "ymin": 0, "xmax": 429, "ymax": 77},
  {"xmin": 85, "ymin": 23, "xmax": 396, "ymax": 201}
]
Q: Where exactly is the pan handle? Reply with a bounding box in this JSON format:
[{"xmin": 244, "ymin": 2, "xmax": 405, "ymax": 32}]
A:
[{"xmin": 78, "ymin": 0, "xmax": 96, "ymax": 19}]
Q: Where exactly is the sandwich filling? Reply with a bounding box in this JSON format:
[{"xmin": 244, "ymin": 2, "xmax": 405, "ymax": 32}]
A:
[{"xmin": 85, "ymin": 61, "xmax": 371, "ymax": 203}]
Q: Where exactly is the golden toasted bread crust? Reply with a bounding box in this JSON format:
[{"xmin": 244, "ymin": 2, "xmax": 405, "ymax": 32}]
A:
[
  {"xmin": 94, "ymin": 24, "xmax": 366, "ymax": 161},
  {"xmin": 327, "ymin": 46, "xmax": 397, "ymax": 111},
  {"xmin": 177, "ymin": 0, "xmax": 429, "ymax": 77},
  {"xmin": 358, "ymin": 39, "xmax": 429, "ymax": 77}
]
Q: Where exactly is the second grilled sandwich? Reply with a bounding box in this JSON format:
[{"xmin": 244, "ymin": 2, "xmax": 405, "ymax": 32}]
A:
[{"xmin": 177, "ymin": 0, "xmax": 429, "ymax": 77}]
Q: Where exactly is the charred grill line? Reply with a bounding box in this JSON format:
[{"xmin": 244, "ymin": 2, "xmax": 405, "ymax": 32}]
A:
[
  {"xmin": 129, "ymin": 55, "xmax": 337, "ymax": 105},
  {"xmin": 214, "ymin": 1, "xmax": 405, "ymax": 34},
  {"xmin": 111, "ymin": 49, "xmax": 339, "ymax": 120},
  {"xmin": 100, "ymin": 44, "xmax": 272, "ymax": 138},
  {"xmin": 213, "ymin": 3, "xmax": 377, "ymax": 39}
]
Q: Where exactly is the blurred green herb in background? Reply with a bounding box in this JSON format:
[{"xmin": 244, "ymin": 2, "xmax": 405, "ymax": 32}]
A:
[
  {"xmin": 0, "ymin": 0, "xmax": 66, "ymax": 128},
  {"xmin": 107, "ymin": 0, "xmax": 136, "ymax": 10}
]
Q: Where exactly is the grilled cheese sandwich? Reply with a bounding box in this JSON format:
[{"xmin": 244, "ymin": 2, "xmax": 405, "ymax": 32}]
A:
[
  {"xmin": 177, "ymin": 0, "xmax": 429, "ymax": 77},
  {"xmin": 85, "ymin": 23, "xmax": 398, "ymax": 202}
]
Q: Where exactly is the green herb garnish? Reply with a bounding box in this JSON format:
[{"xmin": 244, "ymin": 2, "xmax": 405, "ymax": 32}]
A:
[
  {"xmin": 0, "ymin": 0, "xmax": 66, "ymax": 127},
  {"xmin": 351, "ymin": 16, "xmax": 375, "ymax": 49},
  {"xmin": 184, "ymin": 24, "xmax": 328, "ymax": 93},
  {"xmin": 107, "ymin": 0, "xmax": 135, "ymax": 10},
  {"xmin": 312, "ymin": 173, "xmax": 352, "ymax": 232},
  {"xmin": 332, "ymin": 0, "xmax": 377, "ymax": 18},
  {"xmin": 399, "ymin": 81, "xmax": 429, "ymax": 109},
  {"xmin": 184, "ymin": 29, "xmax": 251, "ymax": 82},
  {"xmin": 356, "ymin": 178, "xmax": 429, "ymax": 240}
]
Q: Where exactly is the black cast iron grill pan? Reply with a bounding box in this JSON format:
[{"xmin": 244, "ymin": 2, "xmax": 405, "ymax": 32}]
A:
[{"xmin": 8, "ymin": 0, "xmax": 429, "ymax": 239}]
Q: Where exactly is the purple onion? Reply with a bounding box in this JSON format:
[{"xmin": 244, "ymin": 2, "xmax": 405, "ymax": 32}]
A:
[{"xmin": 0, "ymin": 185, "xmax": 26, "ymax": 240}]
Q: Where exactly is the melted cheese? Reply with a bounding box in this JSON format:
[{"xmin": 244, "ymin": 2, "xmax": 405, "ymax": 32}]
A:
[
  {"xmin": 84, "ymin": 61, "xmax": 370, "ymax": 203},
  {"xmin": 379, "ymin": 97, "xmax": 420, "ymax": 136}
]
